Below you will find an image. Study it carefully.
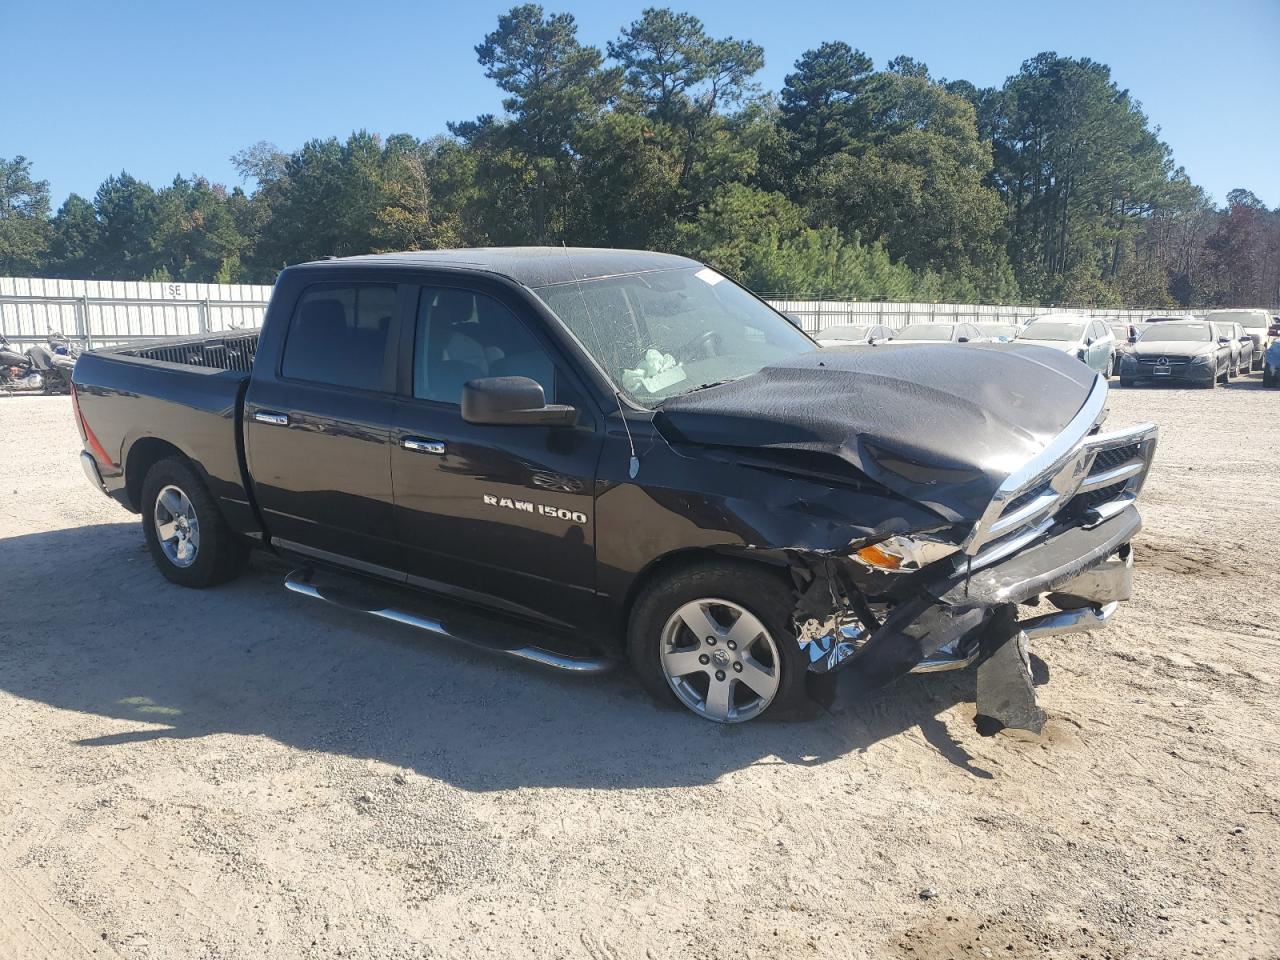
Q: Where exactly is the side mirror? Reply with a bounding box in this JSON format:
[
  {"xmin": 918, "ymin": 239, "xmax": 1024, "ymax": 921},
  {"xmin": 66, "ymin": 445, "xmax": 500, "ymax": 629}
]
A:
[
  {"xmin": 956, "ymin": 336, "xmax": 969, "ymax": 343},
  {"xmin": 462, "ymin": 376, "xmax": 576, "ymax": 427},
  {"xmin": 1218, "ymin": 336, "xmax": 1231, "ymax": 344},
  {"xmin": 1127, "ymin": 335, "xmax": 1138, "ymax": 343},
  {"xmin": 1084, "ymin": 337, "xmax": 1094, "ymax": 346}
]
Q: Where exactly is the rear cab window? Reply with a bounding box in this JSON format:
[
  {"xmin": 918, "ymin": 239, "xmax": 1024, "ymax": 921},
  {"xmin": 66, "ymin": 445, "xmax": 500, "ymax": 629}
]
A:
[{"xmin": 281, "ymin": 285, "xmax": 397, "ymax": 391}]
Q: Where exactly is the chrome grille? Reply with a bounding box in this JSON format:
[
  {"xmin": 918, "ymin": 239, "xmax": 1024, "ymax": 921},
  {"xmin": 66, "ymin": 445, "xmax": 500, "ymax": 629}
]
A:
[{"xmin": 962, "ymin": 377, "xmax": 1157, "ymax": 569}]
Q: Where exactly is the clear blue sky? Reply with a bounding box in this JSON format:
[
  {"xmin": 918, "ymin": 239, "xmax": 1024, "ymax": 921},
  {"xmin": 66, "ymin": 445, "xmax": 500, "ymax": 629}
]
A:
[{"xmin": 5, "ymin": 0, "xmax": 1278, "ymax": 209}]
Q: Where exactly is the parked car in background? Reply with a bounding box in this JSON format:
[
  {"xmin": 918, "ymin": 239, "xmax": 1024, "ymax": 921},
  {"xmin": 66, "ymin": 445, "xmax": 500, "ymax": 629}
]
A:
[
  {"xmin": 892, "ymin": 322, "xmax": 987, "ymax": 344},
  {"xmin": 1264, "ymin": 339, "xmax": 1280, "ymax": 387},
  {"xmin": 1119, "ymin": 321, "xmax": 1232, "ymax": 388},
  {"xmin": 1203, "ymin": 309, "xmax": 1271, "ymax": 370},
  {"xmin": 817, "ymin": 323, "xmax": 894, "ymax": 347},
  {"xmin": 1210, "ymin": 319, "xmax": 1256, "ymax": 377},
  {"xmin": 972, "ymin": 322, "xmax": 1023, "ymax": 342},
  {"xmin": 1020, "ymin": 315, "xmax": 1116, "ymax": 376}
]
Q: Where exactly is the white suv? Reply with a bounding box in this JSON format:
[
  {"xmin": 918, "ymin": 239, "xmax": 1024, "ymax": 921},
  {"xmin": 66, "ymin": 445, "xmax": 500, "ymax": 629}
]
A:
[{"xmin": 1203, "ymin": 309, "xmax": 1272, "ymax": 372}]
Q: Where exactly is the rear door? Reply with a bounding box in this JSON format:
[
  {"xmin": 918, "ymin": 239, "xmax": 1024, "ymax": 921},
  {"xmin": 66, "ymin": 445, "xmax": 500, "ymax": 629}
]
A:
[
  {"xmin": 244, "ymin": 281, "xmax": 405, "ymax": 575},
  {"xmin": 1089, "ymin": 321, "xmax": 1108, "ymax": 372},
  {"xmin": 389, "ymin": 282, "xmax": 603, "ymax": 630}
]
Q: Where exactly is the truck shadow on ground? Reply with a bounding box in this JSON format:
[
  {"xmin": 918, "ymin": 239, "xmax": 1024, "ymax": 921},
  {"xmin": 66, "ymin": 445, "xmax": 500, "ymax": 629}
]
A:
[{"xmin": 1, "ymin": 522, "xmax": 1010, "ymax": 787}]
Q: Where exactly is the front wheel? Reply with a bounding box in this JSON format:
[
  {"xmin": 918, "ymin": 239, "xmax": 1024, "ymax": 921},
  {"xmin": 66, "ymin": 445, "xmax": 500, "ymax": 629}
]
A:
[
  {"xmin": 628, "ymin": 561, "xmax": 808, "ymax": 723},
  {"xmin": 140, "ymin": 457, "xmax": 248, "ymax": 588}
]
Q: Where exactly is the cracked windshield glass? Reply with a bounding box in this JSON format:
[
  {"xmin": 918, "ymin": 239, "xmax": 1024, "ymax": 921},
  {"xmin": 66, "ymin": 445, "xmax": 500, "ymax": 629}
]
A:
[{"xmin": 535, "ymin": 266, "xmax": 814, "ymax": 406}]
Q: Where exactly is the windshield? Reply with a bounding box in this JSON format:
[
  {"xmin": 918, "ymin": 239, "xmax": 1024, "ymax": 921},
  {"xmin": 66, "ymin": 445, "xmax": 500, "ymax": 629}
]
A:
[
  {"xmin": 895, "ymin": 324, "xmax": 955, "ymax": 341},
  {"xmin": 1024, "ymin": 322, "xmax": 1084, "ymax": 342},
  {"xmin": 820, "ymin": 325, "xmax": 869, "ymax": 341},
  {"xmin": 1139, "ymin": 324, "xmax": 1212, "ymax": 343},
  {"xmin": 533, "ymin": 266, "xmax": 814, "ymax": 406},
  {"xmin": 975, "ymin": 324, "xmax": 1017, "ymax": 338}
]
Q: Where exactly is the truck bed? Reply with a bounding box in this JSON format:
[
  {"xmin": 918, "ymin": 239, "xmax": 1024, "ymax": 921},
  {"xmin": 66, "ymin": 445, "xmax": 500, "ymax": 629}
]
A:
[
  {"xmin": 111, "ymin": 330, "xmax": 261, "ymax": 372},
  {"xmin": 71, "ymin": 333, "xmax": 263, "ymax": 539}
]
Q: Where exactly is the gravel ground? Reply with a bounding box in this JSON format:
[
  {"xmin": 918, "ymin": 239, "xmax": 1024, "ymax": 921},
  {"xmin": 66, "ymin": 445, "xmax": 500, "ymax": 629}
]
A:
[{"xmin": 1, "ymin": 378, "xmax": 1278, "ymax": 960}]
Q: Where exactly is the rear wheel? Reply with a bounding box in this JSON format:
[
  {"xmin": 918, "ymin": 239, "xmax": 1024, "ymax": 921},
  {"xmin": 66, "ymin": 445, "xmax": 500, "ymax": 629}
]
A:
[
  {"xmin": 140, "ymin": 457, "xmax": 248, "ymax": 588},
  {"xmin": 628, "ymin": 561, "xmax": 808, "ymax": 723}
]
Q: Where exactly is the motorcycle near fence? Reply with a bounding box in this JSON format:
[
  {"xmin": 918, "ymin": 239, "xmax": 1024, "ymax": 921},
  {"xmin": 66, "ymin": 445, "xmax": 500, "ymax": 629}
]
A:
[{"xmin": 0, "ymin": 332, "xmax": 80, "ymax": 395}]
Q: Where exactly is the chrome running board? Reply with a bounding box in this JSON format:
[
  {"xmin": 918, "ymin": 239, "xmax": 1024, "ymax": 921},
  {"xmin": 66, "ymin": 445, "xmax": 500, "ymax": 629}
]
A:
[
  {"xmin": 284, "ymin": 569, "xmax": 616, "ymax": 675},
  {"xmin": 909, "ymin": 601, "xmax": 1119, "ymax": 673}
]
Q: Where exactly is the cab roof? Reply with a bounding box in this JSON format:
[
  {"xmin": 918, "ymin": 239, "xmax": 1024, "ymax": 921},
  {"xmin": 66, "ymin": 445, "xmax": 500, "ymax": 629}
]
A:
[{"xmin": 296, "ymin": 247, "xmax": 700, "ymax": 288}]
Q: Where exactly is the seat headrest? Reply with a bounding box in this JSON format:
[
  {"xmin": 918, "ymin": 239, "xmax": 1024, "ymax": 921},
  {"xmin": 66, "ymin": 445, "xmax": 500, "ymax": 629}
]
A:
[
  {"xmin": 432, "ymin": 289, "xmax": 474, "ymax": 324},
  {"xmin": 300, "ymin": 298, "xmax": 347, "ymax": 339}
]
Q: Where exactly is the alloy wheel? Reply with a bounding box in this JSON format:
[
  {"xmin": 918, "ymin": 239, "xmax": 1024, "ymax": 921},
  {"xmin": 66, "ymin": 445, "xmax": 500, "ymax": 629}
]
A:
[
  {"xmin": 154, "ymin": 484, "xmax": 200, "ymax": 568},
  {"xmin": 659, "ymin": 598, "xmax": 781, "ymax": 723}
]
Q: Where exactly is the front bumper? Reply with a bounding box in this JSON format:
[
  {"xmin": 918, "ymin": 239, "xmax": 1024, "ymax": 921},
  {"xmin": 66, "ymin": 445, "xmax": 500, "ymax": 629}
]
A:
[
  {"xmin": 832, "ymin": 505, "xmax": 1141, "ymax": 687},
  {"xmin": 1123, "ymin": 360, "xmax": 1216, "ymax": 384}
]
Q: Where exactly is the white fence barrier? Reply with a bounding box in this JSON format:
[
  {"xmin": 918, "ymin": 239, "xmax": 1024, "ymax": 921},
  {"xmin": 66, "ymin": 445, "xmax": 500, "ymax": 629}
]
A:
[
  {"xmin": 1, "ymin": 275, "xmax": 1259, "ymax": 347},
  {"xmin": 763, "ymin": 298, "xmax": 1173, "ymax": 334},
  {"xmin": 0, "ymin": 277, "xmax": 272, "ymax": 350}
]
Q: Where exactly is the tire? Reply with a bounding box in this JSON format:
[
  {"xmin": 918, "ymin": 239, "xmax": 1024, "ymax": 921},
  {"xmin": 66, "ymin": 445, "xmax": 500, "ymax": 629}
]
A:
[
  {"xmin": 1217, "ymin": 366, "xmax": 1229, "ymax": 385},
  {"xmin": 1254, "ymin": 355, "xmax": 1264, "ymax": 372},
  {"xmin": 627, "ymin": 560, "xmax": 808, "ymax": 723},
  {"xmin": 140, "ymin": 457, "xmax": 248, "ymax": 588},
  {"xmin": 1120, "ymin": 377, "xmax": 1134, "ymax": 388},
  {"xmin": 1205, "ymin": 371, "xmax": 1218, "ymax": 389},
  {"xmin": 1264, "ymin": 365, "xmax": 1275, "ymax": 387}
]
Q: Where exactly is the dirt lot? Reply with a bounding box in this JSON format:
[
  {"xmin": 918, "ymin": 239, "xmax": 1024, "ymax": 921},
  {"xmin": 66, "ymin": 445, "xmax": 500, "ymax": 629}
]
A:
[{"xmin": 1, "ymin": 379, "xmax": 1278, "ymax": 960}]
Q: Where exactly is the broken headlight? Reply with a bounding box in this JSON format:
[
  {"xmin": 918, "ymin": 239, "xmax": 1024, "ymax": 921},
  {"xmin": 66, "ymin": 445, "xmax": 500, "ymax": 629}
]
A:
[{"xmin": 851, "ymin": 534, "xmax": 960, "ymax": 573}]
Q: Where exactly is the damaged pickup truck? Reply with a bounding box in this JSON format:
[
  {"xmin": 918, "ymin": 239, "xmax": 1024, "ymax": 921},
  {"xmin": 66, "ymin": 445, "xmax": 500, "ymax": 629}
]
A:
[{"xmin": 71, "ymin": 249, "xmax": 1157, "ymax": 726}]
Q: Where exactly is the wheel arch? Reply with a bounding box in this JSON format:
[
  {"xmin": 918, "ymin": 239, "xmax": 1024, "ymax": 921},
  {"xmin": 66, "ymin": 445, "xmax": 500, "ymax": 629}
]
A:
[
  {"xmin": 617, "ymin": 546, "xmax": 793, "ymax": 651},
  {"xmin": 124, "ymin": 437, "xmax": 193, "ymax": 513}
]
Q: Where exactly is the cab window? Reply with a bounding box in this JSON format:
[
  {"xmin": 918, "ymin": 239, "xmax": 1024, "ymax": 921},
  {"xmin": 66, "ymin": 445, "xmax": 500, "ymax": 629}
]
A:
[
  {"xmin": 281, "ymin": 284, "xmax": 397, "ymax": 392},
  {"xmin": 413, "ymin": 288, "xmax": 555, "ymax": 405}
]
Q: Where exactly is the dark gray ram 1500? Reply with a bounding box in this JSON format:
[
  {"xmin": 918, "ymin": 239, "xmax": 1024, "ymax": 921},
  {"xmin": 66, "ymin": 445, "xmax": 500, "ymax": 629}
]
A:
[{"xmin": 72, "ymin": 248, "xmax": 1157, "ymax": 725}]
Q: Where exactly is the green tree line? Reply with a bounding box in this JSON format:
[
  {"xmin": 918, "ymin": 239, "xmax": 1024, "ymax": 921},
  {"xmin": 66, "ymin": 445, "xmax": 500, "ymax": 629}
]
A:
[{"xmin": 2, "ymin": 4, "xmax": 1277, "ymax": 307}]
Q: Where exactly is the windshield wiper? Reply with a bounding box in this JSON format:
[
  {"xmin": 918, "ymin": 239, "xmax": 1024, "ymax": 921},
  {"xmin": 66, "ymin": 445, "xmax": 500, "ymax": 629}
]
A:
[{"xmin": 686, "ymin": 378, "xmax": 737, "ymax": 393}]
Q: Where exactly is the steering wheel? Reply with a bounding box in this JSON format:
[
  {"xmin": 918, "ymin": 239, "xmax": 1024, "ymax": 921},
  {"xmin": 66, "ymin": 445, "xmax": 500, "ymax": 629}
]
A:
[{"xmin": 675, "ymin": 329, "xmax": 721, "ymax": 362}]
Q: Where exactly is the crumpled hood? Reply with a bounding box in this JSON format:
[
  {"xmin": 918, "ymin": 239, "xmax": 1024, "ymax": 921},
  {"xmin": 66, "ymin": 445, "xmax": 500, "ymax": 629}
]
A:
[{"xmin": 656, "ymin": 343, "xmax": 1099, "ymax": 524}]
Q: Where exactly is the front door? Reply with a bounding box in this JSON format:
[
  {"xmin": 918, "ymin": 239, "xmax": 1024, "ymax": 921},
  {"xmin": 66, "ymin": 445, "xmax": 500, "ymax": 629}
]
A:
[
  {"xmin": 390, "ymin": 284, "xmax": 602, "ymax": 630},
  {"xmin": 244, "ymin": 281, "xmax": 404, "ymax": 575}
]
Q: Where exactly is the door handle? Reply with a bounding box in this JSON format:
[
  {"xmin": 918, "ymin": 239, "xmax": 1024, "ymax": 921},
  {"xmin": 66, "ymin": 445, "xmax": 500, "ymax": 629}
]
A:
[
  {"xmin": 402, "ymin": 437, "xmax": 446, "ymax": 455},
  {"xmin": 253, "ymin": 411, "xmax": 289, "ymax": 426}
]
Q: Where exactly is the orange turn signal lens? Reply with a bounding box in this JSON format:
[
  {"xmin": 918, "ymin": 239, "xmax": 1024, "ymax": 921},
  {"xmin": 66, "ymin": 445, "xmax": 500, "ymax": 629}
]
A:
[{"xmin": 855, "ymin": 544, "xmax": 902, "ymax": 570}]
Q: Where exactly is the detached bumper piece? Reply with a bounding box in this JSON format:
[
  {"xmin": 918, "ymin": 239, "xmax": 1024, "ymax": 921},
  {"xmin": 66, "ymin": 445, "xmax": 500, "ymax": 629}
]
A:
[{"xmin": 846, "ymin": 507, "xmax": 1141, "ymax": 732}]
